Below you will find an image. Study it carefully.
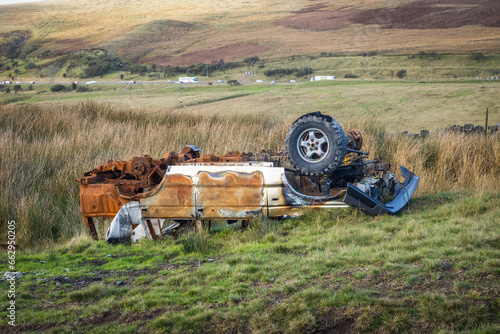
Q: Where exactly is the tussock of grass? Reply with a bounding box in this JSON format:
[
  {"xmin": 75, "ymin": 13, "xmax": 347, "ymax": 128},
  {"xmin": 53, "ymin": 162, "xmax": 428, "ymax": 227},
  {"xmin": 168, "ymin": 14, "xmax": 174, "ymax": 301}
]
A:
[
  {"xmin": 179, "ymin": 230, "xmax": 216, "ymax": 254},
  {"xmin": 67, "ymin": 282, "xmax": 122, "ymax": 302}
]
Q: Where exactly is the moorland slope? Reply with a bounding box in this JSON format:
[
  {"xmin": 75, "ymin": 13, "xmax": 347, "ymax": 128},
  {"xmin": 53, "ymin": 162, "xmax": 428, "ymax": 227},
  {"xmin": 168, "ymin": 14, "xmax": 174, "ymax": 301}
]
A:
[{"xmin": 1, "ymin": 0, "xmax": 499, "ymax": 67}]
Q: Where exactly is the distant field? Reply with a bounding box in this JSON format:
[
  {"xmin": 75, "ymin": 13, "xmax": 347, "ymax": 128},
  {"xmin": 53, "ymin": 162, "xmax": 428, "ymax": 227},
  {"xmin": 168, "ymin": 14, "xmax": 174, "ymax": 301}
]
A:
[
  {"xmin": 1, "ymin": 52, "xmax": 500, "ymax": 85},
  {"xmin": 1, "ymin": 80, "xmax": 498, "ymax": 132}
]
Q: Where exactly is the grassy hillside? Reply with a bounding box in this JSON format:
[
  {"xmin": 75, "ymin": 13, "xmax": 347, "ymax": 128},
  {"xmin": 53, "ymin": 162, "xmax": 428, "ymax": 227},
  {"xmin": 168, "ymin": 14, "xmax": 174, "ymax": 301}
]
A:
[
  {"xmin": 1, "ymin": 1, "xmax": 499, "ymax": 331},
  {"xmin": 0, "ymin": 0, "xmax": 499, "ymax": 80}
]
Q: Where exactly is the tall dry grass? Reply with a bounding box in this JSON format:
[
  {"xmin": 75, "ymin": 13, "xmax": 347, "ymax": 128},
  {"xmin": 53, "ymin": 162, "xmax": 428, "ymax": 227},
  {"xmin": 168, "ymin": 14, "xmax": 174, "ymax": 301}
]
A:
[
  {"xmin": 0, "ymin": 102, "xmax": 498, "ymax": 249},
  {"xmin": 355, "ymin": 120, "xmax": 500, "ymax": 195}
]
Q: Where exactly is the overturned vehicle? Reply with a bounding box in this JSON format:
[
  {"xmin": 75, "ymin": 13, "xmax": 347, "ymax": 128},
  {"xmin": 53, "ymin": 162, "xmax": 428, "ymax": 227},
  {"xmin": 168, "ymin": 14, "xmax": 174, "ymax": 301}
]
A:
[{"xmin": 77, "ymin": 112, "xmax": 419, "ymax": 243}]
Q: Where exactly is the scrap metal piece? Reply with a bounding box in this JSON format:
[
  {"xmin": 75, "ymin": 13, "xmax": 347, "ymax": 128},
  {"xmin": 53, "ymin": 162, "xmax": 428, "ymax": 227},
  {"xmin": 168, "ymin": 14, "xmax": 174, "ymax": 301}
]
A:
[
  {"xmin": 106, "ymin": 201, "xmax": 151, "ymax": 244},
  {"xmin": 346, "ymin": 128, "xmax": 363, "ymax": 150},
  {"xmin": 343, "ymin": 166, "xmax": 420, "ymax": 216}
]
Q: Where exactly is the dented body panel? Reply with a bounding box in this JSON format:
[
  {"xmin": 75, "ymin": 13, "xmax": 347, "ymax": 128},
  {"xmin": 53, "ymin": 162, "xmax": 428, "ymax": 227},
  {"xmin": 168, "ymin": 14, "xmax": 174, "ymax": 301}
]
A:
[{"xmin": 139, "ymin": 165, "xmax": 347, "ymax": 221}]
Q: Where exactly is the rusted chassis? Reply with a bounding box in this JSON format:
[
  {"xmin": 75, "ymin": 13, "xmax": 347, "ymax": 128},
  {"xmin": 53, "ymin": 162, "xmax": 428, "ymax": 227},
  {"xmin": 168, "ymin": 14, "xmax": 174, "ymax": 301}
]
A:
[
  {"xmin": 77, "ymin": 113, "xmax": 420, "ymax": 242},
  {"xmin": 79, "ymin": 163, "xmax": 349, "ymax": 241},
  {"xmin": 79, "ymin": 162, "xmax": 419, "ymax": 243}
]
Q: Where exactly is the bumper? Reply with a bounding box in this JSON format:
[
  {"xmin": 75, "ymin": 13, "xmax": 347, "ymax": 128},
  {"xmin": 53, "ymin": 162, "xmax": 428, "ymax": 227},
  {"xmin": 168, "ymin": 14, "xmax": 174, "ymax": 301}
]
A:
[{"xmin": 343, "ymin": 166, "xmax": 420, "ymax": 216}]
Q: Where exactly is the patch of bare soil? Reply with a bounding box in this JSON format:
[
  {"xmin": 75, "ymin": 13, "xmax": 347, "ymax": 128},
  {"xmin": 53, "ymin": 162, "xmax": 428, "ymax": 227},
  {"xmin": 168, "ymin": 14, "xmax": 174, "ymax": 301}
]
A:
[
  {"xmin": 276, "ymin": 0, "xmax": 500, "ymax": 31},
  {"xmin": 141, "ymin": 43, "xmax": 267, "ymax": 66}
]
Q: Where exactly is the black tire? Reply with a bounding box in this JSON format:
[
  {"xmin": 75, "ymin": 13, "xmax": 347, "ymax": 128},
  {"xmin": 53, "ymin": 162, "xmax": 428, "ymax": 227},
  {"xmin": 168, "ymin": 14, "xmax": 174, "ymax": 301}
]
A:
[{"xmin": 285, "ymin": 112, "xmax": 347, "ymax": 176}]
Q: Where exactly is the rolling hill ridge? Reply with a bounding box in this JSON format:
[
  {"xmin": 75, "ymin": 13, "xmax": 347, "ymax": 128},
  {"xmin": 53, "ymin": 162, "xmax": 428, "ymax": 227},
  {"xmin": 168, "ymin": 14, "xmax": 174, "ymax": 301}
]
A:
[{"xmin": 1, "ymin": 0, "xmax": 500, "ymax": 68}]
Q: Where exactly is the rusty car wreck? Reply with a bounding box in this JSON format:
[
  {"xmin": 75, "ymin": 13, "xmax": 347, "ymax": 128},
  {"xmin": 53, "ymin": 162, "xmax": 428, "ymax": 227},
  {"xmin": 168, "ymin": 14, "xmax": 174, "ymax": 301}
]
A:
[{"xmin": 77, "ymin": 112, "xmax": 419, "ymax": 243}]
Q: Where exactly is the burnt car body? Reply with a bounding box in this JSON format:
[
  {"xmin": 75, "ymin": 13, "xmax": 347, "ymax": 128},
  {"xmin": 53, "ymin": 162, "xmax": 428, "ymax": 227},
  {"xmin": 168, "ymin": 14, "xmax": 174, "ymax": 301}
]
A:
[{"xmin": 77, "ymin": 112, "xmax": 419, "ymax": 243}]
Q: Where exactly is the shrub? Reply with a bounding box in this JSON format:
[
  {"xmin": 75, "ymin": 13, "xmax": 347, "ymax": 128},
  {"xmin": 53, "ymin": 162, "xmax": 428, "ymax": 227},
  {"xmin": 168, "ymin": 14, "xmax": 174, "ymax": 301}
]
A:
[
  {"xmin": 471, "ymin": 52, "xmax": 486, "ymax": 62},
  {"xmin": 50, "ymin": 84, "xmax": 67, "ymax": 92},
  {"xmin": 76, "ymin": 85, "xmax": 92, "ymax": 92},
  {"xmin": 244, "ymin": 56, "xmax": 260, "ymax": 68},
  {"xmin": 417, "ymin": 51, "xmax": 440, "ymax": 60},
  {"xmin": 13, "ymin": 85, "xmax": 22, "ymax": 93},
  {"xmin": 344, "ymin": 73, "xmax": 358, "ymax": 78},
  {"xmin": 397, "ymin": 70, "xmax": 407, "ymax": 79},
  {"xmin": 25, "ymin": 61, "xmax": 37, "ymax": 69},
  {"xmin": 263, "ymin": 67, "xmax": 311, "ymax": 77}
]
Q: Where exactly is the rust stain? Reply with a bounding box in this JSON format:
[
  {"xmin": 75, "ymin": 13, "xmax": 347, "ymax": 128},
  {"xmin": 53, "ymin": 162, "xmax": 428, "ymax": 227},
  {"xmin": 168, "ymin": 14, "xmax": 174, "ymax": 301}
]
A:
[
  {"xmin": 197, "ymin": 171, "xmax": 265, "ymax": 219},
  {"xmin": 140, "ymin": 174, "xmax": 196, "ymax": 219},
  {"xmin": 79, "ymin": 184, "xmax": 124, "ymax": 219}
]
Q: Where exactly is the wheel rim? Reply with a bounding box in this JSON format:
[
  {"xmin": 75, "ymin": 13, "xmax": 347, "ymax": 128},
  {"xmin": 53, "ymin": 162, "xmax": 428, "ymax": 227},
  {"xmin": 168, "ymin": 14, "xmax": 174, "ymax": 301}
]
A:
[{"xmin": 297, "ymin": 128, "xmax": 330, "ymax": 163}]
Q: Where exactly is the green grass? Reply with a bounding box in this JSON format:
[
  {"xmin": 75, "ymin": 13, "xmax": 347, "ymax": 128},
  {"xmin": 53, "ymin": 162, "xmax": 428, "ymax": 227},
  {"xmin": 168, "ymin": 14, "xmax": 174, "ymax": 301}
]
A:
[{"xmin": 1, "ymin": 191, "xmax": 499, "ymax": 332}]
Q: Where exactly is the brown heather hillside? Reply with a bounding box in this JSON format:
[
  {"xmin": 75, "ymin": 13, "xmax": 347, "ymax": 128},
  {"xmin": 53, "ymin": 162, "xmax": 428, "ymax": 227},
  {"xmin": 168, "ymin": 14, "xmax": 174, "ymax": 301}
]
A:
[{"xmin": 0, "ymin": 0, "xmax": 499, "ymax": 66}]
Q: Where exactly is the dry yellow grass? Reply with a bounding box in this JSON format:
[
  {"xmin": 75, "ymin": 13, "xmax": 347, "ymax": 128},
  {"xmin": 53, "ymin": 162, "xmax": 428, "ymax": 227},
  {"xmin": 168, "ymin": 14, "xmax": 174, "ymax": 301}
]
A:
[{"xmin": 363, "ymin": 130, "xmax": 500, "ymax": 196}]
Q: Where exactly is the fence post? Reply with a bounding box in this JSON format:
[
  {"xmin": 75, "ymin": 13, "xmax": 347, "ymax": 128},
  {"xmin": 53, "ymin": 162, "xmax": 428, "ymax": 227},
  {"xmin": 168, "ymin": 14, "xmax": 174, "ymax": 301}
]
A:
[{"xmin": 485, "ymin": 108, "xmax": 489, "ymax": 134}]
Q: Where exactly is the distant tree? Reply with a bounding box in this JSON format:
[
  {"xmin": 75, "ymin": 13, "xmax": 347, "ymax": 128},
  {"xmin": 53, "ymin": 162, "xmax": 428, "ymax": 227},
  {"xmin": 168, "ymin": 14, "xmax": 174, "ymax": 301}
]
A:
[
  {"xmin": 5, "ymin": 87, "xmax": 10, "ymax": 94},
  {"xmin": 417, "ymin": 51, "xmax": 440, "ymax": 60},
  {"xmin": 217, "ymin": 59, "xmax": 225, "ymax": 72},
  {"xmin": 397, "ymin": 69, "xmax": 407, "ymax": 79},
  {"xmin": 50, "ymin": 84, "xmax": 66, "ymax": 92},
  {"xmin": 120, "ymin": 73, "xmax": 124, "ymax": 80},
  {"xmin": 151, "ymin": 64, "xmax": 156, "ymax": 72},
  {"xmin": 25, "ymin": 61, "xmax": 37, "ymax": 69},
  {"xmin": 244, "ymin": 56, "xmax": 260, "ymax": 68},
  {"xmin": 471, "ymin": 52, "xmax": 486, "ymax": 62},
  {"xmin": 13, "ymin": 85, "xmax": 22, "ymax": 93},
  {"xmin": 195, "ymin": 63, "xmax": 206, "ymax": 74}
]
